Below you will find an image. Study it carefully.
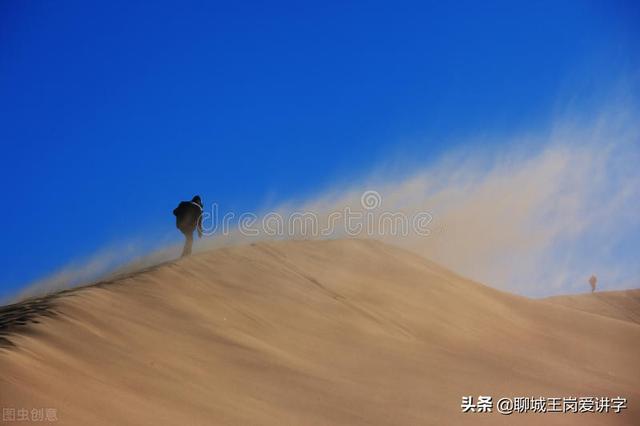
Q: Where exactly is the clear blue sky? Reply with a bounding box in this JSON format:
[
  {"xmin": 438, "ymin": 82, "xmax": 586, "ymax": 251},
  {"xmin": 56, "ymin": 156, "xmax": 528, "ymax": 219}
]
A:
[{"xmin": 1, "ymin": 1, "xmax": 639, "ymax": 298}]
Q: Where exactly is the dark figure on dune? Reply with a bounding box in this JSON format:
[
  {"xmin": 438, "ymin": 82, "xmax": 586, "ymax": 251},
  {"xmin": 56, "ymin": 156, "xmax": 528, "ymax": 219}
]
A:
[{"xmin": 173, "ymin": 195, "xmax": 203, "ymax": 257}]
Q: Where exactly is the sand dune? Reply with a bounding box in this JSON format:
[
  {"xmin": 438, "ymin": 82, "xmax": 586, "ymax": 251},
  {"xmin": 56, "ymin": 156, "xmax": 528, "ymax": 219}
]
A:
[
  {"xmin": 1, "ymin": 239, "xmax": 638, "ymax": 425},
  {"xmin": 545, "ymin": 290, "xmax": 640, "ymax": 325}
]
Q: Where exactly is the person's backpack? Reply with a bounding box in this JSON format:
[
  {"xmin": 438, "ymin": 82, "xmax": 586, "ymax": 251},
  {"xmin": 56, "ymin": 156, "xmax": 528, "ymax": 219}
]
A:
[
  {"xmin": 173, "ymin": 202, "xmax": 187, "ymax": 217},
  {"xmin": 173, "ymin": 201, "xmax": 191, "ymax": 230}
]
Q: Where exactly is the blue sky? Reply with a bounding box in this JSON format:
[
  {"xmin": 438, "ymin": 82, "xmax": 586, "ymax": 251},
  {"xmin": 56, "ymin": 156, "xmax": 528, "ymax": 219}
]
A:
[{"xmin": 1, "ymin": 1, "xmax": 639, "ymax": 299}]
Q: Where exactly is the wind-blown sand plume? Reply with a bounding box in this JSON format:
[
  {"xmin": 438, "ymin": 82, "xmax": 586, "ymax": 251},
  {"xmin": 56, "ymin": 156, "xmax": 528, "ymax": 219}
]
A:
[{"xmin": 0, "ymin": 240, "xmax": 638, "ymax": 425}]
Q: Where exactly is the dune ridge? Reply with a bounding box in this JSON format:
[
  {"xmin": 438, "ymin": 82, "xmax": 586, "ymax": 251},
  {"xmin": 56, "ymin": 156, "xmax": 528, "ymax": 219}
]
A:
[
  {"xmin": 545, "ymin": 289, "xmax": 640, "ymax": 325},
  {"xmin": 1, "ymin": 239, "xmax": 638, "ymax": 425}
]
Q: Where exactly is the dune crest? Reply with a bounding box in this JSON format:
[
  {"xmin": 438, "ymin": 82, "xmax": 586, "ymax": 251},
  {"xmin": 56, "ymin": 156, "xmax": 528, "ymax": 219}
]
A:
[
  {"xmin": 545, "ymin": 289, "xmax": 640, "ymax": 325},
  {"xmin": 1, "ymin": 239, "xmax": 638, "ymax": 425}
]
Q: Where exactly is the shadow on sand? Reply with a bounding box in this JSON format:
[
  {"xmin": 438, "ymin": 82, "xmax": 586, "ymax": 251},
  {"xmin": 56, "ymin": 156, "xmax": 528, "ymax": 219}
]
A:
[
  {"xmin": 0, "ymin": 259, "xmax": 177, "ymax": 349},
  {"xmin": 0, "ymin": 295, "xmax": 58, "ymax": 348}
]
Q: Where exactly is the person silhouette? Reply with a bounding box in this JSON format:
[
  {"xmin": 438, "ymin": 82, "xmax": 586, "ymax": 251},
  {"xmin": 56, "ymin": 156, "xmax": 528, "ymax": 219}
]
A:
[
  {"xmin": 173, "ymin": 195, "xmax": 203, "ymax": 257},
  {"xmin": 589, "ymin": 275, "xmax": 597, "ymax": 293}
]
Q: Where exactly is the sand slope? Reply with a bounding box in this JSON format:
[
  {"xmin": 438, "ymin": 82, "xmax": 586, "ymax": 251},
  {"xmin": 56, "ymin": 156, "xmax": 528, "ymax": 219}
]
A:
[
  {"xmin": 1, "ymin": 239, "xmax": 638, "ymax": 425},
  {"xmin": 545, "ymin": 289, "xmax": 640, "ymax": 325}
]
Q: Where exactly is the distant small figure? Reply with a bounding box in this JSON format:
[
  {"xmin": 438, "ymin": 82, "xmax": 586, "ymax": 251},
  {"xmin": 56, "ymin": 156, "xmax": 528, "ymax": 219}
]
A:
[
  {"xmin": 589, "ymin": 275, "xmax": 597, "ymax": 293},
  {"xmin": 173, "ymin": 195, "xmax": 203, "ymax": 257}
]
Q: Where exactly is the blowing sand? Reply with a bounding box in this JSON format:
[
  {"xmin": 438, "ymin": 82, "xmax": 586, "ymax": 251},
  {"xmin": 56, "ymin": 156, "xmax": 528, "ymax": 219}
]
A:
[
  {"xmin": 545, "ymin": 289, "xmax": 640, "ymax": 325},
  {"xmin": 1, "ymin": 239, "xmax": 638, "ymax": 425}
]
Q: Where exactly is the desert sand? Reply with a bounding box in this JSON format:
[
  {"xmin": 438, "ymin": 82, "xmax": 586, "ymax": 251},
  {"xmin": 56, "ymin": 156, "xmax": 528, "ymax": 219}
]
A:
[
  {"xmin": 1, "ymin": 239, "xmax": 638, "ymax": 425},
  {"xmin": 545, "ymin": 289, "xmax": 640, "ymax": 325}
]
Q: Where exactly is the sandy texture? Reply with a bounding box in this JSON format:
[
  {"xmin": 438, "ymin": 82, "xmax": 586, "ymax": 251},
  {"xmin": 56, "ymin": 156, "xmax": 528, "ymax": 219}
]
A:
[
  {"xmin": 1, "ymin": 239, "xmax": 638, "ymax": 425},
  {"xmin": 545, "ymin": 289, "xmax": 640, "ymax": 325}
]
